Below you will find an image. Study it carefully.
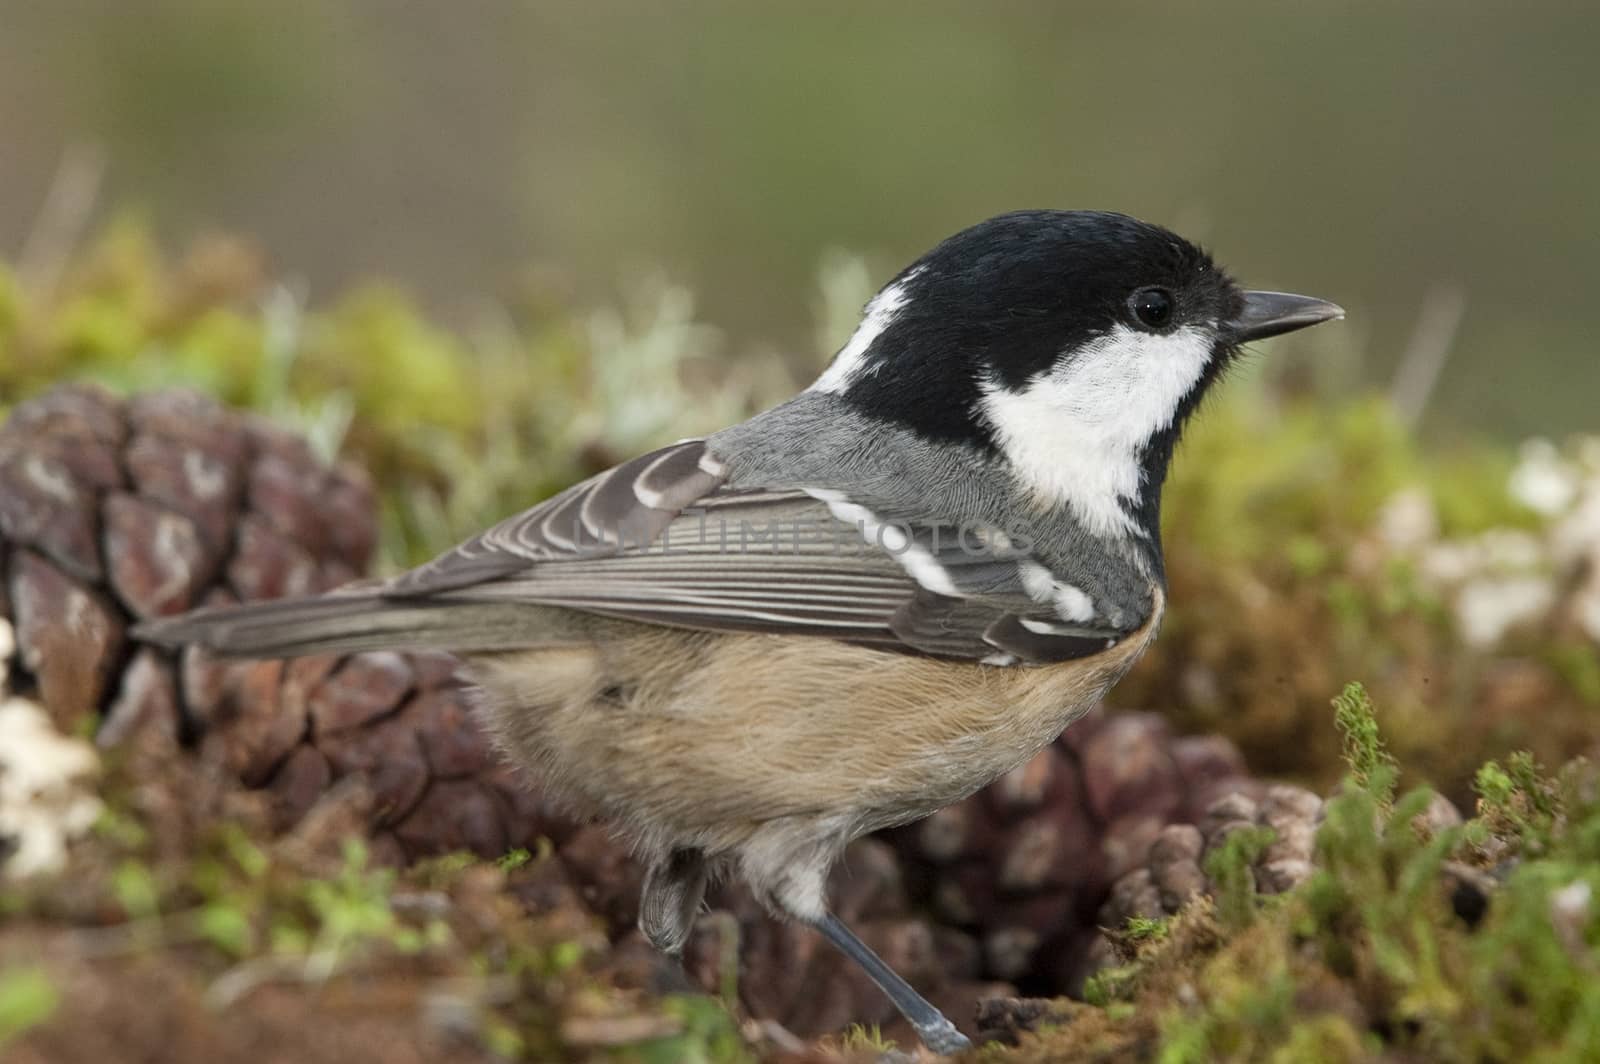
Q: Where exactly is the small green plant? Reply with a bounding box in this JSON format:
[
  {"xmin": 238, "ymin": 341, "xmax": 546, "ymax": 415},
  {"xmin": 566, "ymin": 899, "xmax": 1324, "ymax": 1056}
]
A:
[
  {"xmin": 1332, "ymin": 681, "xmax": 1396, "ymax": 806},
  {"xmin": 1123, "ymin": 915, "xmax": 1171, "ymax": 943},
  {"xmin": 0, "ymin": 968, "xmax": 59, "ymax": 1048},
  {"xmin": 496, "ymin": 847, "xmax": 533, "ymax": 871},
  {"xmin": 1082, "ymin": 962, "xmax": 1142, "ymax": 1009},
  {"xmin": 1203, "ymin": 826, "xmax": 1274, "ymax": 932},
  {"xmin": 1474, "ymin": 751, "xmax": 1562, "ymax": 857},
  {"xmin": 110, "ymin": 858, "xmax": 161, "ymax": 921},
  {"xmin": 840, "ymin": 1022, "xmax": 896, "ymax": 1053}
]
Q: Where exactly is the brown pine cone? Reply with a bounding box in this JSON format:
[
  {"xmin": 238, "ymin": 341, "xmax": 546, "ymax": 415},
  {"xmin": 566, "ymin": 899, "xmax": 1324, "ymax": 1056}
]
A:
[
  {"xmin": 1092, "ymin": 784, "xmax": 1325, "ymax": 934},
  {"xmin": 1074, "ymin": 786, "xmax": 1492, "ymax": 991},
  {"xmin": 1, "ymin": 384, "xmax": 372, "ymax": 735},
  {"xmin": 885, "ymin": 708, "xmax": 1264, "ymax": 994},
  {"xmin": 1091, "ymin": 785, "xmax": 1471, "ymax": 941},
  {"xmin": 0, "ymin": 384, "xmax": 579, "ymax": 866}
]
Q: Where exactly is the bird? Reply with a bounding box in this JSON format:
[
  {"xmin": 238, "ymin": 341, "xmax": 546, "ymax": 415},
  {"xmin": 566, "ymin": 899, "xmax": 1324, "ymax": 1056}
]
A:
[{"xmin": 137, "ymin": 209, "xmax": 1342, "ymax": 1055}]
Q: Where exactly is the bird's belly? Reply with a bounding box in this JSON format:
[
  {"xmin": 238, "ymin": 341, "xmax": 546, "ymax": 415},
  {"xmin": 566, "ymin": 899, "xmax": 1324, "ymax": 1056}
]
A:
[{"xmin": 466, "ymin": 610, "xmax": 1160, "ymax": 860}]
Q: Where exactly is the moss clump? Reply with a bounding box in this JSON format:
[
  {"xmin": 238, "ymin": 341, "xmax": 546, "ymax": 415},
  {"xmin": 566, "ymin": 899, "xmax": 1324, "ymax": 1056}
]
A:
[
  {"xmin": 1001, "ymin": 688, "xmax": 1600, "ymax": 1063},
  {"xmin": 1332, "ymin": 682, "xmax": 1397, "ymax": 806},
  {"xmin": 0, "ymin": 749, "xmax": 753, "ymax": 1063},
  {"xmin": 1120, "ymin": 389, "xmax": 1599, "ymax": 801},
  {"xmin": 0, "ymin": 967, "xmax": 59, "ymax": 1049}
]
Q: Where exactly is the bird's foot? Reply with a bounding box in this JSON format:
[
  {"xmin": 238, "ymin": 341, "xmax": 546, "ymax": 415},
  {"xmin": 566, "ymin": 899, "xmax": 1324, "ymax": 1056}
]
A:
[{"xmin": 913, "ymin": 1015, "xmax": 973, "ymax": 1056}]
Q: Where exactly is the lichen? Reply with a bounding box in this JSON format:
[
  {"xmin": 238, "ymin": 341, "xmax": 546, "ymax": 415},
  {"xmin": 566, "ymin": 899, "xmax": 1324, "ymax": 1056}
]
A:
[{"xmin": 0, "ymin": 619, "xmax": 105, "ymax": 880}]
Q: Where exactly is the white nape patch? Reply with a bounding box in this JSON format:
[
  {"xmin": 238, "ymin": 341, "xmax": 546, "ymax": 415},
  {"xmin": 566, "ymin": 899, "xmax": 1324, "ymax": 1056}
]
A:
[
  {"xmin": 979, "ymin": 323, "xmax": 1214, "ymax": 538},
  {"xmin": 808, "ymin": 268, "xmax": 923, "ymax": 395},
  {"xmin": 1019, "ymin": 560, "xmax": 1096, "ymax": 622},
  {"xmin": 697, "ymin": 451, "xmax": 727, "ymax": 477},
  {"xmin": 981, "ymin": 652, "xmax": 1019, "ymax": 667},
  {"xmin": 803, "ymin": 487, "xmax": 958, "ymax": 596}
]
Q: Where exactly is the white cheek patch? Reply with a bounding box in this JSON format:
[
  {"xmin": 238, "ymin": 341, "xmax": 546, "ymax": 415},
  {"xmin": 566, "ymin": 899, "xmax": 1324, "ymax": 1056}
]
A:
[
  {"xmin": 802, "ymin": 487, "xmax": 959, "ymax": 597},
  {"xmin": 808, "ymin": 268, "xmax": 923, "ymax": 395},
  {"xmin": 979, "ymin": 324, "xmax": 1214, "ymax": 538}
]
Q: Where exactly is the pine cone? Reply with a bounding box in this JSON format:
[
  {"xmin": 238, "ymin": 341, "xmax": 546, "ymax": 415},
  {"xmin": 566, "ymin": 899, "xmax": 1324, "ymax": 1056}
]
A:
[
  {"xmin": 0, "ymin": 384, "xmax": 579, "ymax": 865},
  {"xmin": 1091, "ymin": 784, "xmax": 1322, "ymax": 932},
  {"xmin": 886, "ymin": 708, "xmax": 1263, "ymax": 993},
  {"xmin": 1084, "ymin": 785, "xmax": 1476, "ymax": 987},
  {"xmin": 1, "ymin": 384, "xmax": 371, "ymax": 733}
]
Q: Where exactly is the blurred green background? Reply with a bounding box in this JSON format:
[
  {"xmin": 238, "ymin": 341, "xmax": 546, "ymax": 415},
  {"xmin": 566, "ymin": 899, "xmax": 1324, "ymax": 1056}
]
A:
[{"xmin": 1, "ymin": 1, "xmax": 1595, "ymax": 438}]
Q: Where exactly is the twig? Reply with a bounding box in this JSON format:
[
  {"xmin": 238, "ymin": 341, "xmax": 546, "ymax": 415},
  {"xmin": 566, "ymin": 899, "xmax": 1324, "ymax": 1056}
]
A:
[
  {"xmin": 17, "ymin": 141, "xmax": 107, "ymax": 296},
  {"xmin": 1390, "ymin": 282, "xmax": 1467, "ymax": 429},
  {"xmin": 205, "ymin": 954, "xmax": 311, "ymax": 1009}
]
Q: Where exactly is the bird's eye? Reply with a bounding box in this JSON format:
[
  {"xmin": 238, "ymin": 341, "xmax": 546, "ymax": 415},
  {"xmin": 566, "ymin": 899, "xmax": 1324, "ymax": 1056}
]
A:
[{"xmin": 1129, "ymin": 287, "xmax": 1174, "ymax": 329}]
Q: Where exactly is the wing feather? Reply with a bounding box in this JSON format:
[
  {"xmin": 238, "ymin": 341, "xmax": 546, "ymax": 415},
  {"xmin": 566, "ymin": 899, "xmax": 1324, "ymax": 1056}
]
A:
[{"xmin": 383, "ymin": 437, "xmax": 1131, "ymax": 662}]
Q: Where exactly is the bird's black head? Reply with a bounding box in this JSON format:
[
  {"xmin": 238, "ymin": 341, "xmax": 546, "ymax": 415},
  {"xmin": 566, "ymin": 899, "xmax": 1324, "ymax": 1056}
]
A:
[{"xmin": 811, "ymin": 210, "xmax": 1341, "ymax": 541}]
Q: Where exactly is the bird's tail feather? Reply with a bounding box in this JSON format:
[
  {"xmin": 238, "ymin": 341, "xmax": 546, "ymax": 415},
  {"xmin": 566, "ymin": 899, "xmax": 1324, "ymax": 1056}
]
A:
[{"xmin": 133, "ymin": 590, "xmax": 580, "ymax": 659}]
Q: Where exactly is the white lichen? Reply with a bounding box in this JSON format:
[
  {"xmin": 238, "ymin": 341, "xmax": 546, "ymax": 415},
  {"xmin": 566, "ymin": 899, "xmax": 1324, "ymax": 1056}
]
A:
[
  {"xmin": 0, "ymin": 617, "xmax": 104, "ymax": 879},
  {"xmin": 1453, "ymin": 576, "xmax": 1556, "ymax": 649},
  {"xmin": 1375, "ymin": 487, "xmax": 1439, "ymax": 552},
  {"xmin": 1376, "ymin": 434, "xmax": 1600, "ymax": 651},
  {"xmin": 1509, "ymin": 438, "xmax": 1579, "ymax": 517}
]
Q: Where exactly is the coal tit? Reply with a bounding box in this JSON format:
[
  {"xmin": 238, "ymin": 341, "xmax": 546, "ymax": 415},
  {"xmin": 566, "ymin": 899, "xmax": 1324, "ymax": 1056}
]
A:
[{"xmin": 140, "ymin": 210, "xmax": 1342, "ymax": 1054}]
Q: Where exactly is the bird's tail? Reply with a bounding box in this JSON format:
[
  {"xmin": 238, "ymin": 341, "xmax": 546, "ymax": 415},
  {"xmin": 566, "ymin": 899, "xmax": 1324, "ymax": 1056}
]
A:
[{"xmin": 133, "ymin": 589, "xmax": 578, "ymax": 659}]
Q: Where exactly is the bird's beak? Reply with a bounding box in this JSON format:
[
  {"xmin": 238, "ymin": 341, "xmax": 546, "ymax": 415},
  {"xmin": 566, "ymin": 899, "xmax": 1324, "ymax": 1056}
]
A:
[{"xmin": 1229, "ymin": 290, "xmax": 1345, "ymax": 342}]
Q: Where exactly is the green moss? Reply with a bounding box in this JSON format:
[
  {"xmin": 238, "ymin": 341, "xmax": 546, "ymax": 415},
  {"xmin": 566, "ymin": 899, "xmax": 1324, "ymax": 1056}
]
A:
[
  {"xmin": 1332, "ymin": 681, "xmax": 1396, "ymax": 806},
  {"xmin": 1082, "ymin": 963, "xmax": 1141, "ymax": 1009},
  {"xmin": 1003, "ymin": 690, "xmax": 1600, "ymax": 1063},
  {"xmin": 1546, "ymin": 641, "xmax": 1600, "ymax": 705},
  {"xmin": 0, "ymin": 968, "xmax": 59, "ymax": 1048},
  {"xmin": 1117, "ymin": 382, "xmax": 1597, "ymax": 799},
  {"xmin": 0, "ymin": 264, "xmax": 21, "ymax": 342},
  {"xmin": 4, "ymin": 753, "xmax": 754, "ymax": 1062},
  {"xmin": 839, "ymin": 1022, "xmax": 896, "ymax": 1053},
  {"xmin": 1123, "ymin": 915, "xmax": 1171, "ymax": 943},
  {"xmin": 110, "ymin": 858, "xmax": 161, "ymax": 921},
  {"xmin": 496, "ymin": 848, "xmax": 533, "ymax": 871},
  {"xmin": 1204, "ymin": 826, "xmax": 1275, "ymax": 932}
]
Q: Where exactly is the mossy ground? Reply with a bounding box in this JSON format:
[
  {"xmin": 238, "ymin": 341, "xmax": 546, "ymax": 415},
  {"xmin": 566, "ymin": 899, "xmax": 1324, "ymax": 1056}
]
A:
[
  {"xmin": 993, "ymin": 687, "xmax": 1600, "ymax": 1063},
  {"xmin": 3, "ymin": 228, "xmax": 1598, "ymax": 1060},
  {"xmin": 0, "ymin": 744, "xmax": 761, "ymax": 1063}
]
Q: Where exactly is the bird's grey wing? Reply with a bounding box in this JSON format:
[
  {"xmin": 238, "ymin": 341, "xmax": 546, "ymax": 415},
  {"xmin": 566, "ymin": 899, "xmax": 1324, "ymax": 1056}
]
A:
[
  {"xmin": 385, "ymin": 438, "xmax": 727, "ymax": 596},
  {"xmin": 394, "ymin": 451, "xmax": 1135, "ymax": 661},
  {"xmin": 383, "ymin": 439, "xmax": 917, "ymax": 644},
  {"xmin": 138, "ymin": 438, "xmax": 1127, "ymax": 662},
  {"xmin": 434, "ymin": 488, "xmax": 915, "ymax": 645}
]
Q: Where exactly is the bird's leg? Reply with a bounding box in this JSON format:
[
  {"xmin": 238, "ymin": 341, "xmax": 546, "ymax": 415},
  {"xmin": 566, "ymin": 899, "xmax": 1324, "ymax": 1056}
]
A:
[
  {"xmin": 809, "ymin": 911, "xmax": 972, "ymax": 1056},
  {"xmin": 639, "ymin": 848, "xmax": 709, "ymax": 994}
]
